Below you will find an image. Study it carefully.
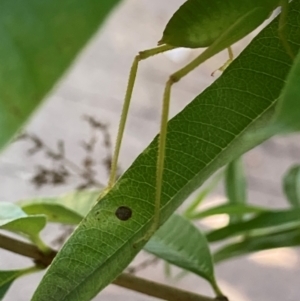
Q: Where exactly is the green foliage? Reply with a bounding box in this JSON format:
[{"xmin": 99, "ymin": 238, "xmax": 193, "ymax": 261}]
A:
[
  {"xmin": 0, "ymin": 270, "xmax": 22, "ymax": 300},
  {"xmin": 0, "ymin": 0, "xmax": 300, "ymax": 301},
  {"xmin": 0, "ymin": 202, "xmax": 46, "ymax": 249},
  {"xmin": 0, "ymin": 0, "xmax": 121, "ymax": 151},
  {"xmin": 0, "ymin": 270, "xmax": 20, "ymax": 300},
  {"xmin": 214, "ymin": 227, "xmax": 300, "ymax": 262},
  {"xmin": 19, "ymin": 190, "xmax": 99, "ymax": 225},
  {"xmin": 188, "ymin": 204, "xmax": 267, "ymax": 220},
  {"xmin": 144, "ymin": 214, "xmax": 222, "ymax": 296},
  {"xmin": 159, "ymin": 0, "xmax": 279, "ymax": 48},
  {"xmin": 283, "ymin": 165, "xmax": 300, "ymax": 207},
  {"xmin": 31, "ymin": 2, "xmax": 300, "ymax": 300},
  {"xmin": 207, "ymin": 209, "xmax": 300, "ymax": 242},
  {"xmin": 0, "ymin": 268, "xmax": 39, "ymax": 300},
  {"xmin": 225, "ymin": 158, "xmax": 247, "ymax": 223},
  {"xmin": 184, "ymin": 171, "xmax": 223, "ymax": 218},
  {"xmin": 264, "ymin": 49, "xmax": 300, "ymax": 134}
]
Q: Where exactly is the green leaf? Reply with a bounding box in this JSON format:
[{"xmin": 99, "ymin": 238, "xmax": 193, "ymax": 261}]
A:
[
  {"xmin": 144, "ymin": 214, "xmax": 222, "ymax": 295},
  {"xmin": 159, "ymin": 0, "xmax": 279, "ymax": 48},
  {"xmin": 0, "ymin": 267, "xmax": 40, "ymax": 300},
  {"xmin": 20, "ymin": 203, "xmax": 82, "ymax": 226},
  {"xmin": 207, "ymin": 209, "xmax": 300, "ymax": 242},
  {"xmin": 32, "ymin": 2, "xmax": 300, "ymax": 300},
  {"xmin": 0, "ymin": 202, "xmax": 46, "ymax": 238},
  {"xmin": 0, "ymin": 202, "xmax": 47, "ymax": 251},
  {"xmin": 188, "ymin": 204, "xmax": 267, "ymax": 220},
  {"xmin": 0, "ymin": 0, "xmax": 121, "ymax": 152},
  {"xmin": 19, "ymin": 190, "xmax": 99, "ymax": 225},
  {"xmin": 225, "ymin": 157, "xmax": 247, "ymax": 223},
  {"xmin": 283, "ymin": 165, "xmax": 300, "ymax": 208},
  {"xmin": 214, "ymin": 227, "xmax": 300, "ymax": 263}
]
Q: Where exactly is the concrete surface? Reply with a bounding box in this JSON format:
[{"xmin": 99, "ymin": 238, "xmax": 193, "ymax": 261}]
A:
[{"xmin": 0, "ymin": 0, "xmax": 300, "ymax": 300}]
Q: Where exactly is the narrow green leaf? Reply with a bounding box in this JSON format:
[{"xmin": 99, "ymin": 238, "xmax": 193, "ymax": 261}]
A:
[
  {"xmin": 163, "ymin": 261, "xmax": 172, "ymax": 279},
  {"xmin": 207, "ymin": 209, "xmax": 300, "ymax": 242},
  {"xmin": 32, "ymin": 3, "xmax": 300, "ymax": 300},
  {"xmin": 283, "ymin": 165, "xmax": 300, "ymax": 208},
  {"xmin": 0, "ymin": 0, "xmax": 121, "ymax": 151},
  {"xmin": 184, "ymin": 171, "xmax": 223, "ymax": 218},
  {"xmin": 19, "ymin": 190, "xmax": 99, "ymax": 225},
  {"xmin": 145, "ymin": 214, "xmax": 222, "ymax": 295},
  {"xmin": 262, "ymin": 49, "xmax": 300, "ymax": 134},
  {"xmin": 189, "ymin": 204, "xmax": 267, "ymax": 220},
  {"xmin": 225, "ymin": 157, "xmax": 247, "ymax": 223},
  {"xmin": 0, "ymin": 282, "xmax": 12, "ymax": 301},
  {"xmin": 214, "ymin": 227, "xmax": 300, "ymax": 263},
  {"xmin": 225, "ymin": 158, "xmax": 247, "ymax": 205},
  {"xmin": 0, "ymin": 267, "xmax": 40, "ymax": 300}
]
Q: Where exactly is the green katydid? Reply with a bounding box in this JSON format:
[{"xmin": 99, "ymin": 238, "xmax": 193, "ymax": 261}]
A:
[{"xmin": 104, "ymin": 0, "xmax": 293, "ymax": 240}]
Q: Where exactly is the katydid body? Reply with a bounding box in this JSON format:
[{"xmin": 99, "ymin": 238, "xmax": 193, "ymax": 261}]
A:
[{"xmin": 106, "ymin": 0, "xmax": 292, "ymax": 240}]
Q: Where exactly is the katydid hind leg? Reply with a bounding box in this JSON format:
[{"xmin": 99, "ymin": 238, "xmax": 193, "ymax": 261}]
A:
[
  {"xmin": 142, "ymin": 46, "xmax": 224, "ymax": 240},
  {"xmin": 98, "ymin": 45, "xmax": 176, "ymax": 201}
]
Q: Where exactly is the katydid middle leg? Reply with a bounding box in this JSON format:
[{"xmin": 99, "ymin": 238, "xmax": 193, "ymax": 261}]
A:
[
  {"xmin": 144, "ymin": 44, "xmax": 231, "ymax": 240},
  {"xmin": 146, "ymin": 1, "xmax": 295, "ymax": 240}
]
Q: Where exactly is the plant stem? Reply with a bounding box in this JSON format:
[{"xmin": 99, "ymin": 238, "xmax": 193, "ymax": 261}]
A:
[
  {"xmin": 114, "ymin": 273, "xmax": 216, "ymax": 301},
  {"xmin": 0, "ymin": 233, "xmax": 220, "ymax": 301},
  {"xmin": 0, "ymin": 233, "xmax": 56, "ymax": 267},
  {"xmin": 30, "ymin": 234, "xmax": 54, "ymax": 255},
  {"xmin": 126, "ymin": 256, "xmax": 159, "ymax": 274}
]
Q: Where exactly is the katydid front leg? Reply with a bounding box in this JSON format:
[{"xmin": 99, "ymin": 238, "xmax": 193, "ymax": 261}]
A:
[{"xmin": 99, "ymin": 44, "xmax": 176, "ymax": 200}]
